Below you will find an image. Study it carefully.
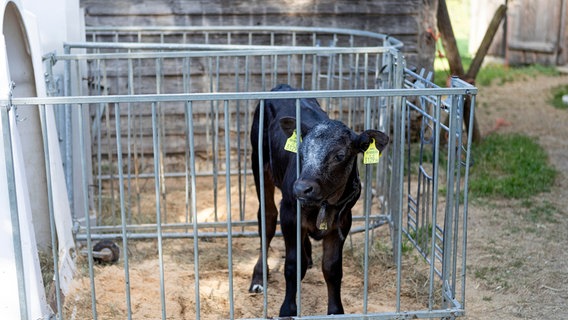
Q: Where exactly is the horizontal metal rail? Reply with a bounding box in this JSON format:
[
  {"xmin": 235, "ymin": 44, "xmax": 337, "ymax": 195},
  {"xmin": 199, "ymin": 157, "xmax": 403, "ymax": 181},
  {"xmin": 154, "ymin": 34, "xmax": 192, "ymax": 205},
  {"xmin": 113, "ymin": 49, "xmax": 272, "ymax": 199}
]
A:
[
  {"xmin": 84, "ymin": 25, "xmax": 404, "ymax": 49},
  {"xmin": 2, "ymin": 87, "xmax": 477, "ymax": 106}
]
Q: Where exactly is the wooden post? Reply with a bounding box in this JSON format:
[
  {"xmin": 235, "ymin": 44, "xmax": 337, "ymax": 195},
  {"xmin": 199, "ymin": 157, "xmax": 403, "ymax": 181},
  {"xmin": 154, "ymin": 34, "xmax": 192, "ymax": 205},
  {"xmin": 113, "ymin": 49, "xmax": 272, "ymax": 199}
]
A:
[
  {"xmin": 437, "ymin": 0, "xmax": 507, "ymax": 143},
  {"xmin": 437, "ymin": 0, "xmax": 465, "ymax": 76}
]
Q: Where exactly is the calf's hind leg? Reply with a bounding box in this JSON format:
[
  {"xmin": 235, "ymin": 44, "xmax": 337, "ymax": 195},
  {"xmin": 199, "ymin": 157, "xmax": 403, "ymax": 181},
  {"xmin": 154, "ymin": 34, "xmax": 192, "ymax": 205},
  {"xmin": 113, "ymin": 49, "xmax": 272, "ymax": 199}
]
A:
[{"xmin": 249, "ymin": 164, "xmax": 279, "ymax": 293}]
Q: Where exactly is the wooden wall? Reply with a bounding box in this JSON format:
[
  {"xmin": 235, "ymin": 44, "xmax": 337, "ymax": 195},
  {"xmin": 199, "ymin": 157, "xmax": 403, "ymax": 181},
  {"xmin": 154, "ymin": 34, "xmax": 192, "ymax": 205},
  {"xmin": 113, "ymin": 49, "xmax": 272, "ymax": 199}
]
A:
[
  {"xmin": 78, "ymin": 0, "xmax": 439, "ymax": 171},
  {"xmin": 80, "ymin": 0, "xmax": 439, "ymax": 71},
  {"xmin": 470, "ymin": 0, "xmax": 568, "ymax": 66}
]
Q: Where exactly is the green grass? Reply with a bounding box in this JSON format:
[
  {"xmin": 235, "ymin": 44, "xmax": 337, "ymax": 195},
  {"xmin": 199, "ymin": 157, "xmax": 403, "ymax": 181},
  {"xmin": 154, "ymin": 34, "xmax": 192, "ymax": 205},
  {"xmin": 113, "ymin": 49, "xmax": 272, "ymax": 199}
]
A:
[
  {"xmin": 469, "ymin": 134, "xmax": 557, "ymax": 199},
  {"xmin": 520, "ymin": 200, "xmax": 559, "ymax": 224},
  {"xmin": 435, "ymin": 52, "xmax": 559, "ymax": 87},
  {"xmin": 550, "ymin": 85, "xmax": 568, "ymax": 110}
]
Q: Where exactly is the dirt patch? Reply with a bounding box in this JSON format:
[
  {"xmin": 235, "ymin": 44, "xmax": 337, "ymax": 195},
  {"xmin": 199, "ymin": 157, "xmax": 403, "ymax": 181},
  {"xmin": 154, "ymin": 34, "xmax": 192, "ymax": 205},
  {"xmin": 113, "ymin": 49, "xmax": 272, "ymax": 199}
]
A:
[{"xmin": 465, "ymin": 74, "xmax": 568, "ymax": 319}]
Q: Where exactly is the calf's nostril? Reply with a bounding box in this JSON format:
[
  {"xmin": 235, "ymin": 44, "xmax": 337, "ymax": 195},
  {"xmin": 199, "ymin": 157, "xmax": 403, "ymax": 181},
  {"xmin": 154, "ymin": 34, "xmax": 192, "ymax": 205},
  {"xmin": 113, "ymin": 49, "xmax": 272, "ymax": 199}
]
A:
[{"xmin": 293, "ymin": 180, "xmax": 320, "ymax": 200}]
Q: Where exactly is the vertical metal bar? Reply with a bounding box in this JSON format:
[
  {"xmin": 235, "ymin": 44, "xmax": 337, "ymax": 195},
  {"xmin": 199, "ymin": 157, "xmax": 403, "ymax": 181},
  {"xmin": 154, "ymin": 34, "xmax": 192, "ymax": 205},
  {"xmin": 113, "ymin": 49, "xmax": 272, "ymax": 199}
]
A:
[
  {"xmin": 311, "ymin": 54, "xmax": 317, "ymax": 90},
  {"xmin": 127, "ymin": 55, "xmax": 134, "ymax": 224},
  {"xmin": 96, "ymin": 103, "xmax": 103, "ymax": 226},
  {"xmin": 156, "ymin": 57, "xmax": 168, "ymax": 223},
  {"xmin": 187, "ymin": 101, "xmax": 201, "ymax": 318},
  {"xmin": 2, "ymin": 106, "xmax": 29, "ymax": 320},
  {"xmin": 261, "ymin": 55, "xmax": 266, "ymax": 91},
  {"xmin": 301, "ymin": 54, "xmax": 306, "ymax": 89},
  {"xmin": 461, "ymin": 94, "xmax": 475, "ymax": 307},
  {"xmin": 257, "ymin": 100, "xmax": 269, "ymax": 318},
  {"xmin": 223, "ymin": 100, "xmax": 235, "ymax": 318},
  {"xmin": 451, "ymin": 93, "xmax": 465, "ymax": 298},
  {"xmin": 63, "ymin": 45, "xmax": 74, "ymax": 216},
  {"xmin": 442, "ymin": 92, "xmax": 458, "ymax": 308},
  {"xmin": 75, "ymin": 57, "xmax": 83, "ymax": 96},
  {"xmin": 77, "ymin": 102, "xmax": 99, "ymax": 319},
  {"xmin": 150, "ymin": 102, "xmax": 168, "ymax": 319},
  {"xmin": 393, "ymin": 52, "xmax": 405, "ymax": 313},
  {"xmin": 183, "ymin": 58, "xmax": 192, "ymax": 226},
  {"xmin": 272, "ymin": 54, "xmax": 278, "ymax": 88},
  {"xmin": 338, "ymin": 54, "xmax": 344, "ymax": 122},
  {"xmin": 234, "ymin": 58, "xmax": 244, "ymax": 225},
  {"xmin": 428, "ymin": 96, "xmax": 442, "ymax": 310},
  {"xmin": 114, "ymin": 103, "xmax": 133, "ymax": 319},
  {"xmin": 295, "ymin": 98, "xmax": 302, "ymax": 316},
  {"xmin": 362, "ymin": 96, "xmax": 372, "ymax": 314},
  {"xmin": 243, "ymin": 55, "xmax": 251, "ymax": 232},
  {"xmin": 233, "ymin": 58, "xmax": 246, "ymax": 230},
  {"xmin": 214, "ymin": 97, "xmax": 220, "ymax": 226},
  {"xmin": 101, "ymin": 59, "xmax": 116, "ymax": 223},
  {"xmin": 287, "ymin": 55, "xmax": 292, "ymax": 85},
  {"xmin": 364, "ymin": 53, "xmax": 369, "ymax": 89}
]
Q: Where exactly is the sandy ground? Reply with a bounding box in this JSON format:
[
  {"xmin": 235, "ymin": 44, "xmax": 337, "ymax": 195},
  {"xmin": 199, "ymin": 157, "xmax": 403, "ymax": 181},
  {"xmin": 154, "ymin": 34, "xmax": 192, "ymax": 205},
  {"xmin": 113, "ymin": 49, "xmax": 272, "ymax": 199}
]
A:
[{"xmin": 64, "ymin": 74, "xmax": 568, "ymax": 319}]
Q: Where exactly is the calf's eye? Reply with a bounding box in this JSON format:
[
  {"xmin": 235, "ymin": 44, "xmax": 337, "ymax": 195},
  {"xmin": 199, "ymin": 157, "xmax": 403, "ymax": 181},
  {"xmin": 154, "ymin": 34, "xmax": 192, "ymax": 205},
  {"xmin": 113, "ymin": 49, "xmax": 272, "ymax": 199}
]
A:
[{"xmin": 334, "ymin": 153, "xmax": 345, "ymax": 162}]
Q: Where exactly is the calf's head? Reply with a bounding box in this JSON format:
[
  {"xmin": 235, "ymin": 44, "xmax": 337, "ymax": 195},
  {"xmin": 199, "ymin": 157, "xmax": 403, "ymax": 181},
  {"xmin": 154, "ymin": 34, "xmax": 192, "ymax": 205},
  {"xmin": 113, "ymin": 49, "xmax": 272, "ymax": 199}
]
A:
[{"xmin": 280, "ymin": 117, "xmax": 389, "ymax": 206}]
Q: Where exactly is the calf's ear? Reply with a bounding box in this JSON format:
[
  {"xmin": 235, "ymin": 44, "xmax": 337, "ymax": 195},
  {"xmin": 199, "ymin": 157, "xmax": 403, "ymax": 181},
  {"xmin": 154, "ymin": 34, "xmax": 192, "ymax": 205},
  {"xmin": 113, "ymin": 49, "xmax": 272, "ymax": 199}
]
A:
[
  {"xmin": 357, "ymin": 130, "xmax": 390, "ymax": 153},
  {"xmin": 279, "ymin": 117, "xmax": 297, "ymax": 138},
  {"xmin": 279, "ymin": 117, "xmax": 309, "ymax": 138}
]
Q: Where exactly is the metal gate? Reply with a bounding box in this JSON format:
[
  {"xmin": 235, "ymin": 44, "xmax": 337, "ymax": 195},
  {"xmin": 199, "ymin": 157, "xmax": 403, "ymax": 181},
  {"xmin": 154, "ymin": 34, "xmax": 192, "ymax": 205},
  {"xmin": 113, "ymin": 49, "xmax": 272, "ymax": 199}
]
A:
[{"xmin": 2, "ymin": 26, "xmax": 476, "ymax": 319}]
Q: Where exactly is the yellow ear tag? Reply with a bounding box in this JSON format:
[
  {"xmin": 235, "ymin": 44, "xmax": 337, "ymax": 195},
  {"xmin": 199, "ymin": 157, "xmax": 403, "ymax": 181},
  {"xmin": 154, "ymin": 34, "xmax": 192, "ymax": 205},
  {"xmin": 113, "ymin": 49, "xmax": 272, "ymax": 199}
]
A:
[
  {"xmin": 363, "ymin": 138, "xmax": 381, "ymax": 164},
  {"xmin": 284, "ymin": 129, "xmax": 301, "ymax": 153}
]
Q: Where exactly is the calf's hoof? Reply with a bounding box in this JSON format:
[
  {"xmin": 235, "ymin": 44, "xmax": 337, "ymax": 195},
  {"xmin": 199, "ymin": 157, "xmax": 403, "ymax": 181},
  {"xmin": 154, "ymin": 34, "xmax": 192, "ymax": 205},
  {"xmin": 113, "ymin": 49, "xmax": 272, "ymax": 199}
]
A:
[{"xmin": 248, "ymin": 283, "xmax": 264, "ymax": 293}]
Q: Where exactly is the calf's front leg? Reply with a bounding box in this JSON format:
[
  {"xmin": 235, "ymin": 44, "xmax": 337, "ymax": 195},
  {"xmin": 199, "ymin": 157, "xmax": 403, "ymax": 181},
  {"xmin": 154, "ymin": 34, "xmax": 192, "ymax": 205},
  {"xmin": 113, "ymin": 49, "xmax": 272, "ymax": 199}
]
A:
[
  {"xmin": 279, "ymin": 201, "xmax": 310, "ymax": 317},
  {"xmin": 322, "ymin": 227, "xmax": 349, "ymax": 315}
]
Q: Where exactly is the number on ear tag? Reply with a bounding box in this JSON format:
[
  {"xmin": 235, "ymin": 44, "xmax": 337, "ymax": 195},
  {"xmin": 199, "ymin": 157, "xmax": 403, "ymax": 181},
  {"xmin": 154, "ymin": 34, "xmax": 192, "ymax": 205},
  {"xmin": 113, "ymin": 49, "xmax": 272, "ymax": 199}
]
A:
[
  {"xmin": 284, "ymin": 129, "xmax": 301, "ymax": 153},
  {"xmin": 363, "ymin": 138, "xmax": 381, "ymax": 164}
]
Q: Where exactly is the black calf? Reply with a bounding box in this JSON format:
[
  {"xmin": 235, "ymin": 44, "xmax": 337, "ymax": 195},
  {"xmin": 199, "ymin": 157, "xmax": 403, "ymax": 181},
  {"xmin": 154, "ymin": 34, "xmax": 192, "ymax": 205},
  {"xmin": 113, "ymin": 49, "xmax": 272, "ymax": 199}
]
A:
[{"xmin": 249, "ymin": 84, "xmax": 389, "ymax": 316}]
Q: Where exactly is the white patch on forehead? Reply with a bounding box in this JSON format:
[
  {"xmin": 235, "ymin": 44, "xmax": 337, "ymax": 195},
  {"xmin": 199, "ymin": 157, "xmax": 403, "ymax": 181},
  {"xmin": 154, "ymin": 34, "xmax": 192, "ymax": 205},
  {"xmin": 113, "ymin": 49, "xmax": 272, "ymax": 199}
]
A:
[{"xmin": 301, "ymin": 122, "xmax": 335, "ymax": 172}]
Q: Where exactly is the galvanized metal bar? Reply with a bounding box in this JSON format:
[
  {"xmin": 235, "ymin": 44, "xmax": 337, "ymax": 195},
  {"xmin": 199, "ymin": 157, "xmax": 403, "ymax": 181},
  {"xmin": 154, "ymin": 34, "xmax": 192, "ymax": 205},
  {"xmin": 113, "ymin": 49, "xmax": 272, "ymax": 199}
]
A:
[
  {"xmin": 441, "ymin": 92, "xmax": 458, "ymax": 309},
  {"xmin": 186, "ymin": 101, "xmax": 202, "ymax": 318},
  {"xmin": 2, "ymin": 105, "xmax": 29, "ymax": 320},
  {"xmin": 428, "ymin": 95, "xmax": 443, "ymax": 310},
  {"xmin": 461, "ymin": 94, "xmax": 475, "ymax": 307},
  {"xmin": 182, "ymin": 57, "xmax": 192, "ymax": 226},
  {"xmin": 257, "ymin": 99, "xmax": 269, "ymax": 318},
  {"xmin": 224, "ymin": 100, "xmax": 235, "ymax": 318},
  {"xmin": 4, "ymin": 88, "xmax": 477, "ymax": 107},
  {"xmin": 114, "ymin": 103, "xmax": 134, "ymax": 319},
  {"xmin": 311, "ymin": 53, "xmax": 317, "ymax": 90},
  {"xmin": 272, "ymin": 54, "xmax": 278, "ymax": 88},
  {"xmin": 83, "ymin": 25, "xmax": 403, "ymax": 48},
  {"xmin": 234, "ymin": 58, "xmax": 245, "ymax": 227},
  {"xmin": 301, "ymin": 54, "xmax": 306, "ymax": 89},
  {"xmin": 295, "ymin": 98, "xmax": 302, "ymax": 316},
  {"xmin": 362, "ymin": 96, "xmax": 372, "ymax": 314},
  {"xmin": 76, "ymin": 213, "xmax": 389, "ymax": 234},
  {"xmin": 150, "ymin": 102, "xmax": 168, "ymax": 319},
  {"xmin": 450, "ymin": 93, "xmax": 465, "ymax": 301},
  {"xmin": 64, "ymin": 49, "xmax": 74, "ymax": 218},
  {"xmin": 214, "ymin": 57, "xmax": 221, "ymax": 225},
  {"xmin": 393, "ymin": 51, "xmax": 406, "ymax": 313},
  {"xmin": 156, "ymin": 57, "xmax": 169, "ymax": 224},
  {"xmin": 74, "ymin": 222, "xmax": 391, "ymax": 241},
  {"xmin": 77, "ymin": 102, "xmax": 99, "ymax": 319},
  {"xmin": 127, "ymin": 55, "xmax": 134, "ymax": 224},
  {"xmin": 95, "ymin": 102, "xmax": 103, "ymax": 226}
]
